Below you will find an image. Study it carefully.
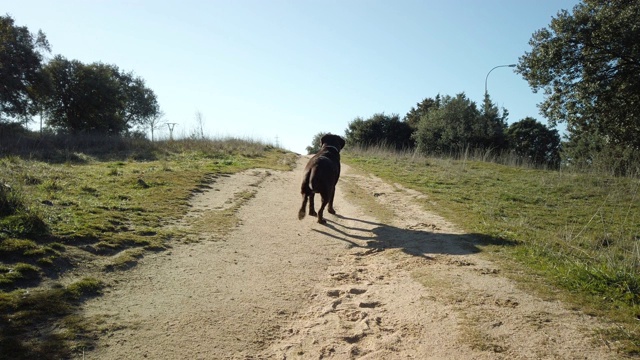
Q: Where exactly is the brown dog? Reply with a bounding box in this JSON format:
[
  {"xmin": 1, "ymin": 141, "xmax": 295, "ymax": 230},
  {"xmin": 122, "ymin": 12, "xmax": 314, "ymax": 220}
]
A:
[{"xmin": 298, "ymin": 134, "xmax": 346, "ymax": 224}]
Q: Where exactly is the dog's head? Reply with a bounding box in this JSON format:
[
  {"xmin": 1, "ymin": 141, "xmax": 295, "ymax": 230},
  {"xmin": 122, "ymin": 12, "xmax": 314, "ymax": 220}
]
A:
[{"xmin": 321, "ymin": 134, "xmax": 346, "ymax": 152}]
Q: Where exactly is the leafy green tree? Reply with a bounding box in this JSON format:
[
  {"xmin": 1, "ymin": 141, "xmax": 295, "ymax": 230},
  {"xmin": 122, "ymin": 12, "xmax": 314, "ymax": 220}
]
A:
[
  {"xmin": 306, "ymin": 132, "xmax": 329, "ymax": 154},
  {"xmin": 517, "ymin": 0, "xmax": 640, "ymax": 150},
  {"xmin": 561, "ymin": 127, "xmax": 640, "ymax": 175},
  {"xmin": 413, "ymin": 93, "xmax": 477, "ymax": 154},
  {"xmin": 413, "ymin": 93, "xmax": 506, "ymax": 155},
  {"xmin": 345, "ymin": 113, "xmax": 413, "ymax": 150},
  {"xmin": 42, "ymin": 56, "xmax": 123, "ymax": 133},
  {"xmin": 0, "ymin": 15, "xmax": 50, "ymax": 122},
  {"xmin": 403, "ymin": 95, "xmax": 441, "ymax": 130},
  {"xmin": 118, "ymin": 73, "xmax": 160, "ymax": 132},
  {"xmin": 479, "ymin": 93, "xmax": 508, "ymax": 150},
  {"xmin": 41, "ymin": 56, "xmax": 160, "ymax": 135},
  {"xmin": 506, "ymin": 117, "xmax": 561, "ymax": 167}
]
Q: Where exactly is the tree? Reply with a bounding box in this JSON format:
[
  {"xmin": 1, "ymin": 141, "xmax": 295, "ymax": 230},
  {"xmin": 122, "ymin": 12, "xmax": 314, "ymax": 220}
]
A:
[
  {"xmin": 506, "ymin": 117, "xmax": 561, "ymax": 167},
  {"xmin": 479, "ymin": 93, "xmax": 508, "ymax": 150},
  {"xmin": 144, "ymin": 111, "xmax": 165, "ymax": 142},
  {"xmin": 413, "ymin": 93, "xmax": 506, "ymax": 155},
  {"xmin": 517, "ymin": 1, "xmax": 640, "ymax": 150},
  {"xmin": 194, "ymin": 110, "xmax": 205, "ymax": 139},
  {"xmin": 345, "ymin": 113, "xmax": 413, "ymax": 150},
  {"xmin": 41, "ymin": 56, "xmax": 160, "ymax": 135},
  {"xmin": 118, "ymin": 73, "xmax": 160, "ymax": 132},
  {"xmin": 561, "ymin": 127, "xmax": 640, "ymax": 175},
  {"xmin": 0, "ymin": 15, "xmax": 50, "ymax": 122},
  {"xmin": 306, "ymin": 132, "xmax": 329, "ymax": 154},
  {"xmin": 403, "ymin": 96, "xmax": 441, "ymax": 130},
  {"xmin": 42, "ymin": 56, "xmax": 123, "ymax": 133}
]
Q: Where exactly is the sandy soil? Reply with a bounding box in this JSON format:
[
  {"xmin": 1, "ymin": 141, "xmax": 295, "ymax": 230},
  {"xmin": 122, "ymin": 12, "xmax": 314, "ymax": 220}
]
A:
[{"xmin": 83, "ymin": 156, "xmax": 617, "ymax": 359}]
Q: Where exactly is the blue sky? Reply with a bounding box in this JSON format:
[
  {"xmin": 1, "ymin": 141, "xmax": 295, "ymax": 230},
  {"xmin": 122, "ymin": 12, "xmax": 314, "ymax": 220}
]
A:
[{"xmin": 5, "ymin": 0, "xmax": 579, "ymax": 154}]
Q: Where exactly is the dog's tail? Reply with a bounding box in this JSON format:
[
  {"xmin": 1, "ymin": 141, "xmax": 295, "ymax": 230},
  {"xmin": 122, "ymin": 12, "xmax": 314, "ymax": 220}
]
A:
[{"xmin": 298, "ymin": 170, "xmax": 313, "ymax": 220}]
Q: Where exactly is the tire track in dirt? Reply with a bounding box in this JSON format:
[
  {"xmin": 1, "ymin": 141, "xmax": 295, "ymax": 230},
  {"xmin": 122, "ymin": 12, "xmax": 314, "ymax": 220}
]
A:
[{"xmin": 83, "ymin": 156, "xmax": 617, "ymax": 359}]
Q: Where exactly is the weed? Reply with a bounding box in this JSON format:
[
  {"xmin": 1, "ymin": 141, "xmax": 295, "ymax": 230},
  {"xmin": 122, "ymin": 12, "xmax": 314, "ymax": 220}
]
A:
[
  {"xmin": 0, "ymin": 211, "xmax": 49, "ymax": 239},
  {"xmin": 65, "ymin": 278, "xmax": 104, "ymax": 300},
  {"xmin": 106, "ymin": 248, "xmax": 145, "ymax": 271},
  {"xmin": 0, "ymin": 263, "xmax": 40, "ymax": 288}
]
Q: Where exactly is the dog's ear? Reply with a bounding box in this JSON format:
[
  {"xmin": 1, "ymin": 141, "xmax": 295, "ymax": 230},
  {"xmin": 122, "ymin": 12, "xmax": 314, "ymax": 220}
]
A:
[
  {"xmin": 338, "ymin": 136, "xmax": 346, "ymax": 150},
  {"xmin": 320, "ymin": 133, "xmax": 330, "ymax": 146}
]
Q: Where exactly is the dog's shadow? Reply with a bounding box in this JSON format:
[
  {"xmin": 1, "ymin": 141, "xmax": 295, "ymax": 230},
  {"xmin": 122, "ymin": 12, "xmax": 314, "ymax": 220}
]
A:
[{"xmin": 312, "ymin": 214, "xmax": 517, "ymax": 259}]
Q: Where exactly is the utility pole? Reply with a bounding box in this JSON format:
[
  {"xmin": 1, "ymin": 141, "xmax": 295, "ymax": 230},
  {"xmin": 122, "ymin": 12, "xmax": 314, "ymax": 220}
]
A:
[{"xmin": 167, "ymin": 123, "xmax": 177, "ymax": 141}]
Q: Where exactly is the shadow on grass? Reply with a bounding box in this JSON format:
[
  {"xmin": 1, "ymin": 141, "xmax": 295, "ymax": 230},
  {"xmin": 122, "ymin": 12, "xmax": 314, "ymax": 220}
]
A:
[
  {"xmin": 1, "ymin": 128, "xmax": 279, "ymax": 164},
  {"xmin": 0, "ymin": 287, "xmax": 99, "ymax": 360},
  {"xmin": 0, "ymin": 131, "xmax": 158, "ymax": 163},
  {"xmin": 313, "ymin": 214, "xmax": 518, "ymax": 258}
]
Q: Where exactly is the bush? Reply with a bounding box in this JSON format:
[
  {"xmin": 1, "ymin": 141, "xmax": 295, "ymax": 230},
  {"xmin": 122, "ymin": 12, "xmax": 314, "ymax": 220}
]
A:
[
  {"xmin": 65, "ymin": 278, "xmax": 104, "ymax": 300},
  {"xmin": 345, "ymin": 113, "xmax": 414, "ymax": 150},
  {"xmin": 0, "ymin": 183, "xmax": 24, "ymax": 216},
  {"xmin": 0, "ymin": 212, "xmax": 49, "ymax": 239}
]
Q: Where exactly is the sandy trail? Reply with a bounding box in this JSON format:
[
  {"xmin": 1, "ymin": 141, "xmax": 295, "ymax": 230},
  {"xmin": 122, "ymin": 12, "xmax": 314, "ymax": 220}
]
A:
[{"xmin": 83, "ymin": 156, "xmax": 615, "ymax": 359}]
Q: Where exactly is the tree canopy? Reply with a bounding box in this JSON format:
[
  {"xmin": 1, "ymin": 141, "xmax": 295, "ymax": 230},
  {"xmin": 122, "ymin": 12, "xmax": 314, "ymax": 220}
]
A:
[
  {"xmin": 506, "ymin": 117, "xmax": 561, "ymax": 167},
  {"xmin": 41, "ymin": 56, "xmax": 159, "ymax": 135},
  {"xmin": 413, "ymin": 93, "xmax": 508, "ymax": 155},
  {"xmin": 1, "ymin": 15, "xmax": 160, "ymax": 137},
  {"xmin": 306, "ymin": 132, "xmax": 329, "ymax": 154},
  {"xmin": 517, "ymin": 0, "xmax": 640, "ymax": 149},
  {"xmin": 345, "ymin": 113, "xmax": 414, "ymax": 150},
  {"xmin": 0, "ymin": 15, "xmax": 50, "ymax": 122},
  {"xmin": 403, "ymin": 96, "xmax": 441, "ymax": 130}
]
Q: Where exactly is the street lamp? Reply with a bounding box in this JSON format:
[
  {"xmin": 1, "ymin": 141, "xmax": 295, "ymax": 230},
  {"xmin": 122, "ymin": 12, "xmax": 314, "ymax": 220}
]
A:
[{"xmin": 485, "ymin": 64, "xmax": 516, "ymax": 95}]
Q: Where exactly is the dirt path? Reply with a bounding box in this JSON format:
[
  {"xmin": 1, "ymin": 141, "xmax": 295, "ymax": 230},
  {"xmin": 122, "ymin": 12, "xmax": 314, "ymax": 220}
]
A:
[{"xmin": 83, "ymin": 156, "xmax": 616, "ymax": 359}]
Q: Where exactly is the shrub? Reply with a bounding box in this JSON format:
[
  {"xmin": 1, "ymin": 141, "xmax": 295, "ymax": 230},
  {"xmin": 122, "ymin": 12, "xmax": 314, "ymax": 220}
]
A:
[{"xmin": 0, "ymin": 183, "xmax": 24, "ymax": 216}]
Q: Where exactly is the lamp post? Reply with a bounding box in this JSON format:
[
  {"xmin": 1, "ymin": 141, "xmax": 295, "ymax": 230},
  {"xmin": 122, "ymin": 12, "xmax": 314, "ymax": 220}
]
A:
[{"xmin": 485, "ymin": 64, "xmax": 516, "ymax": 95}]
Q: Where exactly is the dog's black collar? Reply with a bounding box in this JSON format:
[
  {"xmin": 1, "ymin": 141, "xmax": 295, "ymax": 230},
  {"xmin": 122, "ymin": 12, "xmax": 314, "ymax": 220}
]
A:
[{"xmin": 323, "ymin": 145, "xmax": 340, "ymax": 153}]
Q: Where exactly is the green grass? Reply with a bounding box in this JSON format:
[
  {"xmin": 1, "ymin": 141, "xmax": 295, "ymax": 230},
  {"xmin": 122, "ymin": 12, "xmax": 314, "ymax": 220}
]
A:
[
  {"xmin": 0, "ymin": 136, "xmax": 297, "ymax": 359},
  {"xmin": 343, "ymin": 147, "xmax": 640, "ymax": 354},
  {"xmin": 7, "ymin": 133, "xmax": 637, "ymax": 354},
  {"xmin": 0, "ymin": 278, "xmax": 105, "ymax": 358}
]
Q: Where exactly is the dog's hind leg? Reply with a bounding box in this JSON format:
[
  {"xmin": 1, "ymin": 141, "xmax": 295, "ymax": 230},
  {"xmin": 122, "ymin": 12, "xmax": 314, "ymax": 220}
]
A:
[
  {"xmin": 299, "ymin": 170, "xmax": 314, "ymax": 220},
  {"xmin": 308, "ymin": 193, "xmax": 317, "ymax": 217},
  {"xmin": 327, "ymin": 187, "xmax": 336, "ymax": 215},
  {"xmin": 298, "ymin": 194, "xmax": 308, "ymax": 220},
  {"xmin": 316, "ymin": 193, "xmax": 329, "ymax": 224}
]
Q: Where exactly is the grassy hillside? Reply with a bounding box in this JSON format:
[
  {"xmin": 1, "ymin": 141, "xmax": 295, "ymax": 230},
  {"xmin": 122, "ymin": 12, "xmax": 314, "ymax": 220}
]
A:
[
  {"xmin": 344, "ymin": 148, "xmax": 640, "ymax": 354},
  {"xmin": 0, "ymin": 137, "xmax": 297, "ymax": 359},
  {"xmin": 4, "ymin": 134, "xmax": 640, "ymax": 356}
]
